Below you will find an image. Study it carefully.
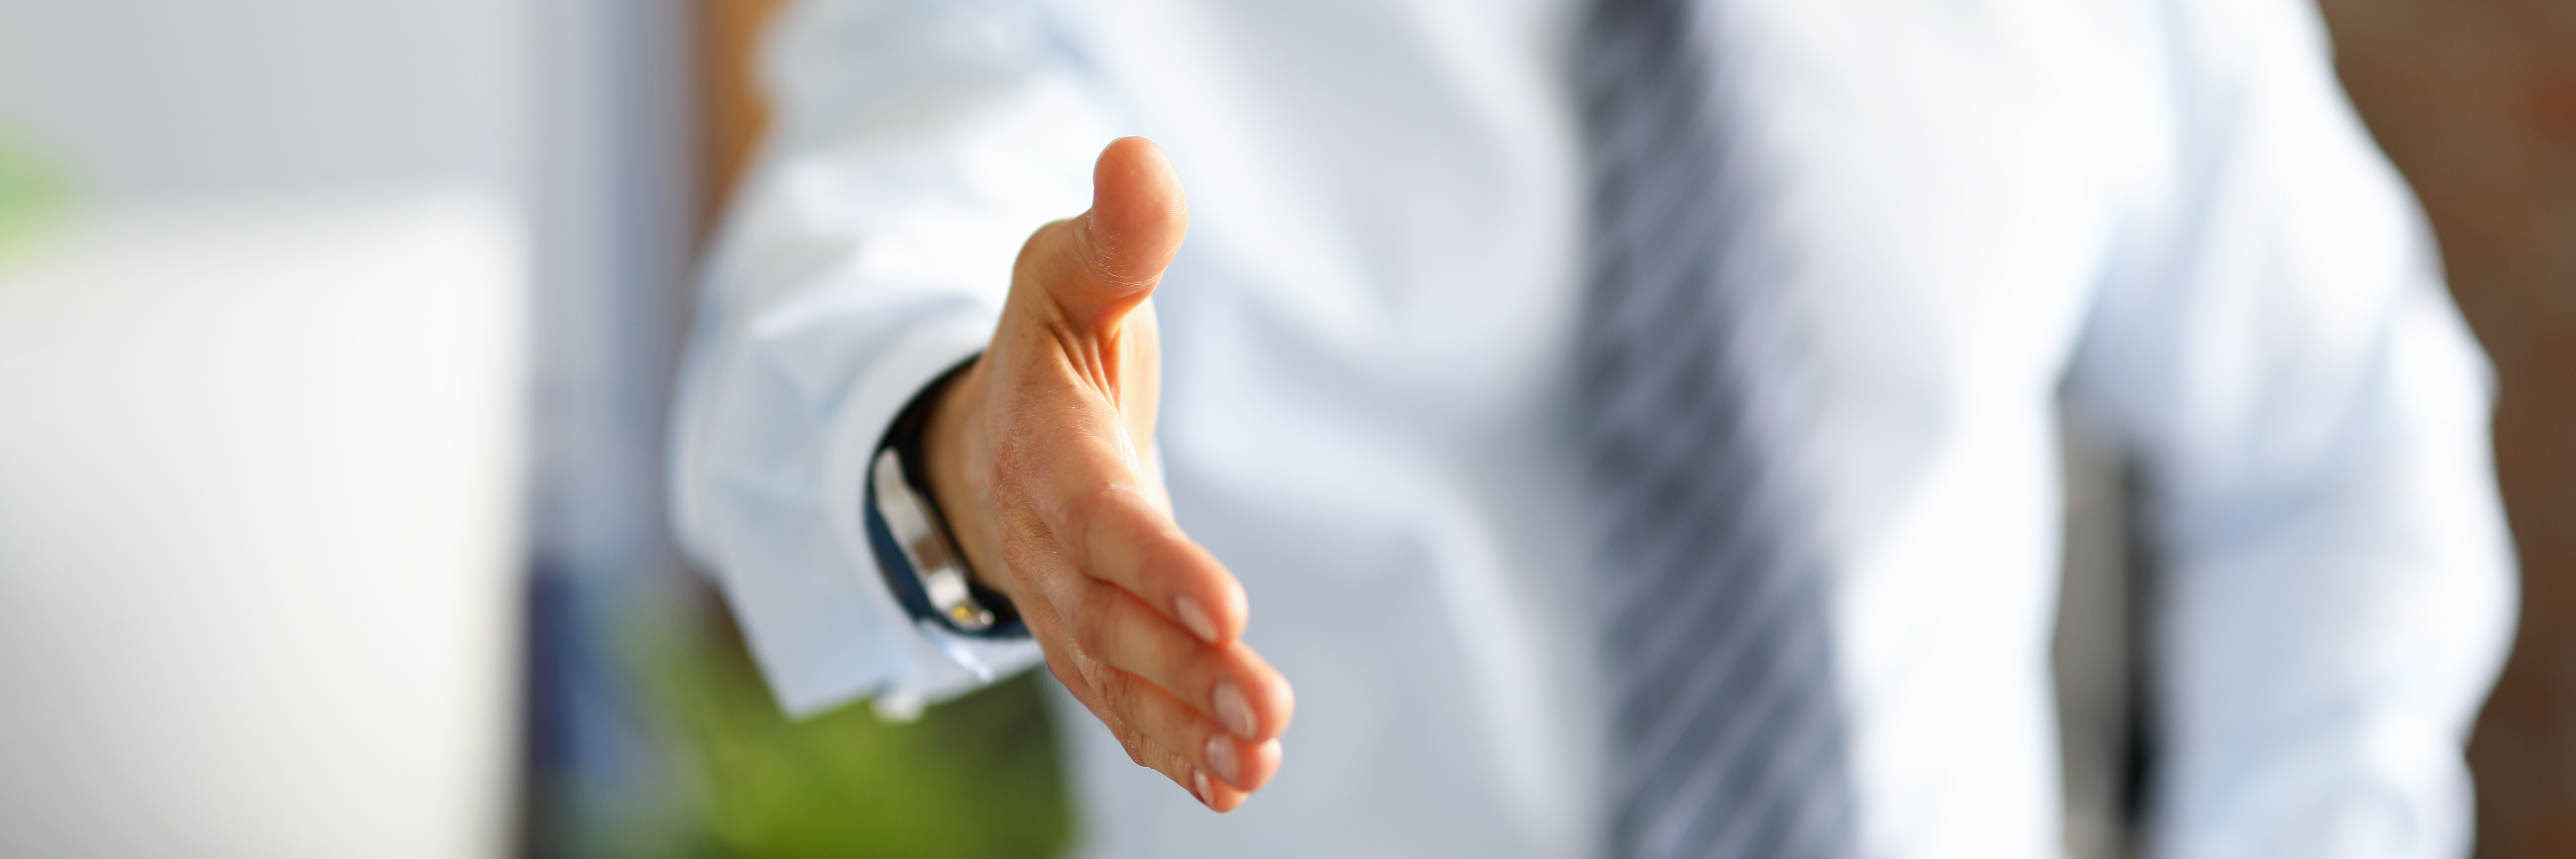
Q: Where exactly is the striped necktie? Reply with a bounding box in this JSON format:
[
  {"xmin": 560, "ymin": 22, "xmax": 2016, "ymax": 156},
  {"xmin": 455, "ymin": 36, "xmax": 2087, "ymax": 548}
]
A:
[{"xmin": 1577, "ymin": 1, "xmax": 1859, "ymax": 857}]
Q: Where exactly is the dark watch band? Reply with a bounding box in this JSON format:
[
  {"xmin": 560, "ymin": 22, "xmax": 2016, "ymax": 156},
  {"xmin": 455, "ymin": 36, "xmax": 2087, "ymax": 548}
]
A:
[{"xmin": 862, "ymin": 355, "xmax": 1026, "ymax": 638}]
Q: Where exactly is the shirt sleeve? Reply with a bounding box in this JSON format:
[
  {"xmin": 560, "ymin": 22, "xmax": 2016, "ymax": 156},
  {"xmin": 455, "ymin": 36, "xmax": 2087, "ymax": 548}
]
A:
[
  {"xmin": 668, "ymin": 0, "xmax": 1121, "ymax": 719},
  {"xmin": 2064, "ymin": 1, "xmax": 2517, "ymax": 856}
]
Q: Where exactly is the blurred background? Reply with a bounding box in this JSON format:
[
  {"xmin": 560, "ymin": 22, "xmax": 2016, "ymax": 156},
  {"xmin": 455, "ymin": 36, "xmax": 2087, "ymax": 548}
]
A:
[{"xmin": 0, "ymin": 1, "xmax": 2563, "ymax": 857}]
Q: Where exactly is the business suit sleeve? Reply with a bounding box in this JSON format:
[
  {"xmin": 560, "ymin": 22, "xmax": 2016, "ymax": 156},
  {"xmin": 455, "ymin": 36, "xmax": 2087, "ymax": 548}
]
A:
[
  {"xmin": 669, "ymin": 0, "xmax": 1122, "ymax": 719},
  {"xmin": 2063, "ymin": 0, "xmax": 2515, "ymax": 856}
]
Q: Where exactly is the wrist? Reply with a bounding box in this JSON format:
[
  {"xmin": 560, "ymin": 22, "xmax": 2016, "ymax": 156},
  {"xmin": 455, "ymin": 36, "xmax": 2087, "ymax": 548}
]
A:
[
  {"xmin": 864, "ymin": 354, "xmax": 1021, "ymax": 637},
  {"xmin": 921, "ymin": 356, "xmax": 1009, "ymax": 597}
]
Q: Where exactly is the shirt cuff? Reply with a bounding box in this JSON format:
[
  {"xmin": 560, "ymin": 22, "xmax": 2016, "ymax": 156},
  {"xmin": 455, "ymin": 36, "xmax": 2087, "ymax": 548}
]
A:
[{"xmin": 813, "ymin": 314, "xmax": 1044, "ymax": 719}]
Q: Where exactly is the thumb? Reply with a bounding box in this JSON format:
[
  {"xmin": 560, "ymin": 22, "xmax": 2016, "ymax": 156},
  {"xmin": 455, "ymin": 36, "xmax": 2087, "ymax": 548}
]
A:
[{"xmin": 1033, "ymin": 137, "xmax": 1188, "ymax": 329}]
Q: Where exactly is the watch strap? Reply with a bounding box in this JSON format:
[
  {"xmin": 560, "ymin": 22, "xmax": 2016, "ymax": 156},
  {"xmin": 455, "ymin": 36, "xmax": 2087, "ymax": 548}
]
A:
[{"xmin": 863, "ymin": 356, "xmax": 1026, "ymax": 638}]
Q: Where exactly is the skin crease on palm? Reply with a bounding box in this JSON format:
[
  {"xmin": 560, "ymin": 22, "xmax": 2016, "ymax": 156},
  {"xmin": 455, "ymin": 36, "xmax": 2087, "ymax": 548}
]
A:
[{"xmin": 921, "ymin": 137, "xmax": 1297, "ymax": 812}]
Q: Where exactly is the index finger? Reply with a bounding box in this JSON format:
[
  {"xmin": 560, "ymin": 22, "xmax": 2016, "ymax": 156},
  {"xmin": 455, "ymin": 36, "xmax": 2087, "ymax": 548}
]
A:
[
  {"xmin": 1008, "ymin": 411, "xmax": 1246, "ymax": 647},
  {"xmin": 1072, "ymin": 479, "xmax": 1246, "ymax": 643}
]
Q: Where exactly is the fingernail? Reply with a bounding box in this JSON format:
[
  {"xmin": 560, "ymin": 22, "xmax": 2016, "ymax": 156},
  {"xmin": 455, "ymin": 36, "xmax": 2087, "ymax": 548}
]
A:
[
  {"xmin": 1175, "ymin": 595, "xmax": 1218, "ymax": 643},
  {"xmin": 1214, "ymin": 681, "xmax": 1257, "ymax": 738},
  {"xmin": 1204, "ymin": 733, "xmax": 1240, "ymax": 786},
  {"xmin": 1192, "ymin": 769, "xmax": 1214, "ymax": 807}
]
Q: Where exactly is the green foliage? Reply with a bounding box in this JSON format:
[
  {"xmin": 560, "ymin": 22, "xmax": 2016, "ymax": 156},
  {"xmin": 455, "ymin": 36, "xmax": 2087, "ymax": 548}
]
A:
[
  {"xmin": 0, "ymin": 123, "xmax": 69, "ymax": 262},
  {"xmin": 650, "ymin": 607, "xmax": 1073, "ymax": 859}
]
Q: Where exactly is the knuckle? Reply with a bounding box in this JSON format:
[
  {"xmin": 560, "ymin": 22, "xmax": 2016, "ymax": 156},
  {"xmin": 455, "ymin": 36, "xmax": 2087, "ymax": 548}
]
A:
[
  {"xmin": 1053, "ymin": 481, "xmax": 1122, "ymax": 563},
  {"xmin": 1046, "ymin": 660, "xmax": 1086, "ymax": 695},
  {"xmin": 1068, "ymin": 589, "xmax": 1122, "ymax": 656},
  {"xmin": 1076, "ymin": 654, "xmax": 1110, "ymax": 693},
  {"xmin": 1116, "ymin": 729, "xmax": 1147, "ymax": 766},
  {"xmin": 1013, "ymin": 219, "xmax": 1077, "ymax": 282},
  {"xmin": 1093, "ymin": 483, "xmax": 1160, "ymax": 538},
  {"xmin": 1096, "ymin": 666, "xmax": 1141, "ymax": 716}
]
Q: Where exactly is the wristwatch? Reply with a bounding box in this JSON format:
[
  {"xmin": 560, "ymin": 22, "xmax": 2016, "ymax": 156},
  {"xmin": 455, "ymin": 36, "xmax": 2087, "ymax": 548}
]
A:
[{"xmin": 861, "ymin": 357, "xmax": 1025, "ymax": 638}]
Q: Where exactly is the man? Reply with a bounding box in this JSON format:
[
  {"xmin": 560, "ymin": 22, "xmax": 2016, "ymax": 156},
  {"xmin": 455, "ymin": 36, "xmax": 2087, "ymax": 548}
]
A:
[{"xmin": 671, "ymin": 0, "xmax": 2515, "ymax": 856}]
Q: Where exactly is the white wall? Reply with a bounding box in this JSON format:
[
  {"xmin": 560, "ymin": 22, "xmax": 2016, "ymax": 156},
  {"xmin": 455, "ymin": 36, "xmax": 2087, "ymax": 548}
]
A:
[
  {"xmin": 0, "ymin": 1, "xmax": 533, "ymax": 857},
  {"xmin": 0, "ymin": 0, "xmax": 523, "ymax": 196},
  {"xmin": 0, "ymin": 192, "xmax": 524, "ymax": 859}
]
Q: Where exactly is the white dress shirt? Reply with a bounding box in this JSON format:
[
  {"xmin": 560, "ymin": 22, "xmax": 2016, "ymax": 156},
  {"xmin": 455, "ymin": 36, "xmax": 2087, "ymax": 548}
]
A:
[{"xmin": 669, "ymin": 0, "xmax": 2516, "ymax": 856}]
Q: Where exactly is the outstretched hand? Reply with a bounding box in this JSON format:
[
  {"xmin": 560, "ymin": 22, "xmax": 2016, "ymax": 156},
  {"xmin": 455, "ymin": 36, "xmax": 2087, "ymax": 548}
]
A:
[{"xmin": 921, "ymin": 137, "xmax": 1294, "ymax": 811}]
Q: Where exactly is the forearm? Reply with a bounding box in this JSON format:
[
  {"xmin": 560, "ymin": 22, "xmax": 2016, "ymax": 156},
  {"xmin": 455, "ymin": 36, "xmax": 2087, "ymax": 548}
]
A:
[{"xmin": 2147, "ymin": 287, "xmax": 2513, "ymax": 858}]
